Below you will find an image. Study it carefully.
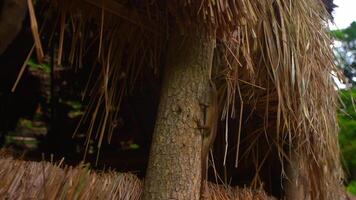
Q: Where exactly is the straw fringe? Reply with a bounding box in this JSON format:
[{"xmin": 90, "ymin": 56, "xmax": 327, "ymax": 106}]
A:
[{"xmin": 0, "ymin": 156, "xmax": 273, "ymax": 200}]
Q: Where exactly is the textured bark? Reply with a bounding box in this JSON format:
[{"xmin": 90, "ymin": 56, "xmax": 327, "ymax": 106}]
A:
[
  {"xmin": 143, "ymin": 29, "xmax": 215, "ymax": 200},
  {"xmin": 0, "ymin": 0, "xmax": 27, "ymax": 55},
  {"xmin": 284, "ymin": 154, "xmax": 311, "ymax": 200}
]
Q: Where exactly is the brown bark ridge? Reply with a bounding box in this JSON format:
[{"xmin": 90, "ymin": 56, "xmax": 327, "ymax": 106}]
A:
[
  {"xmin": 0, "ymin": 0, "xmax": 27, "ymax": 55},
  {"xmin": 143, "ymin": 28, "xmax": 216, "ymax": 200},
  {"xmin": 284, "ymin": 153, "xmax": 311, "ymax": 200}
]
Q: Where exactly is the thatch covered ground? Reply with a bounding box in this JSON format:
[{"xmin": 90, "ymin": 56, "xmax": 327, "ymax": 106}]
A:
[{"xmin": 0, "ymin": 156, "xmax": 274, "ymax": 200}]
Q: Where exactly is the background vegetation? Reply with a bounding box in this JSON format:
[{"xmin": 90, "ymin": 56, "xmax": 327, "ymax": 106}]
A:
[{"xmin": 333, "ymin": 21, "xmax": 356, "ymax": 195}]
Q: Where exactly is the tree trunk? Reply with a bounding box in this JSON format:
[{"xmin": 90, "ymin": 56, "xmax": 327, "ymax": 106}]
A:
[
  {"xmin": 143, "ymin": 28, "xmax": 215, "ymax": 200},
  {"xmin": 284, "ymin": 153, "xmax": 311, "ymax": 200}
]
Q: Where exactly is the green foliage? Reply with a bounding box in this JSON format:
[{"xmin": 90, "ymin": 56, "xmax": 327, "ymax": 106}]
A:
[
  {"xmin": 335, "ymin": 27, "xmax": 356, "ymax": 174},
  {"xmin": 28, "ymin": 58, "xmax": 51, "ymax": 73},
  {"xmin": 347, "ymin": 181, "xmax": 356, "ymax": 195},
  {"xmin": 65, "ymin": 100, "xmax": 83, "ymax": 110},
  {"xmin": 129, "ymin": 143, "xmax": 140, "ymax": 150},
  {"xmin": 339, "ymin": 89, "xmax": 356, "ymax": 177},
  {"xmin": 331, "ymin": 22, "xmax": 356, "ymax": 85},
  {"xmin": 18, "ymin": 119, "xmax": 33, "ymax": 129},
  {"xmin": 332, "ymin": 22, "xmax": 356, "ymax": 42},
  {"xmin": 64, "ymin": 100, "xmax": 84, "ymax": 118}
]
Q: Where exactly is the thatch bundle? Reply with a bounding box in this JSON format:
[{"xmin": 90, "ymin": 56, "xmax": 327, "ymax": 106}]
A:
[
  {"xmin": 27, "ymin": 0, "xmax": 343, "ymax": 198},
  {"xmin": 0, "ymin": 157, "xmax": 274, "ymax": 200}
]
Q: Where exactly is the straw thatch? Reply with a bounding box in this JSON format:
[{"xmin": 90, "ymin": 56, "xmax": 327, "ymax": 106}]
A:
[
  {"xmin": 29, "ymin": 0, "xmax": 343, "ymax": 198},
  {"xmin": 0, "ymin": 156, "xmax": 274, "ymax": 200}
]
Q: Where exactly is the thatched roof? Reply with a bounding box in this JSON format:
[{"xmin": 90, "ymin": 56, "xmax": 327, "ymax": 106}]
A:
[
  {"xmin": 0, "ymin": 156, "xmax": 274, "ymax": 200},
  {"xmin": 30, "ymin": 0, "xmax": 344, "ymax": 198}
]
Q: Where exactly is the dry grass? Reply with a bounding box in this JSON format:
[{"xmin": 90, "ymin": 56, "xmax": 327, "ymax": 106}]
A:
[
  {"xmin": 29, "ymin": 0, "xmax": 345, "ymax": 198},
  {"xmin": 0, "ymin": 156, "xmax": 273, "ymax": 200}
]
